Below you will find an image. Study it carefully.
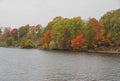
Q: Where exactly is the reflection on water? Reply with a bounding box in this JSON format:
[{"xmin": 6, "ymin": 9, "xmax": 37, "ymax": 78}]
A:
[{"xmin": 0, "ymin": 47, "xmax": 120, "ymax": 81}]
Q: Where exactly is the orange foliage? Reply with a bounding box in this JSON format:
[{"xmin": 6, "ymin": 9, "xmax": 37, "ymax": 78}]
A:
[
  {"xmin": 93, "ymin": 19, "xmax": 101, "ymax": 41},
  {"xmin": 106, "ymin": 33, "xmax": 110, "ymax": 39},
  {"xmin": 11, "ymin": 28, "xmax": 18, "ymax": 37},
  {"xmin": 40, "ymin": 30, "xmax": 52, "ymax": 45},
  {"xmin": 71, "ymin": 30, "xmax": 86, "ymax": 49}
]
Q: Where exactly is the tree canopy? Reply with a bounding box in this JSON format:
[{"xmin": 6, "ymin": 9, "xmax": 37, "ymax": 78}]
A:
[{"xmin": 0, "ymin": 9, "xmax": 119, "ymax": 50}]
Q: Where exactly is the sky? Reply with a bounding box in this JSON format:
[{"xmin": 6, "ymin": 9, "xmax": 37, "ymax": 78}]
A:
[{"xmin": 0, "ymin": 0, "xmax": 120, "ymax": 28}]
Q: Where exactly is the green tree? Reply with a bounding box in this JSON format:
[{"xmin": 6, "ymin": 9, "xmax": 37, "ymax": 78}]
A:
[
  {"xmin": 85, "ymin": 18, "xmax": 97, "ymax": 49},
  {"xmin": 100, "ymin": 9, "xmax": 120, "ymax": 41},
  {"xmin": 43, "ymin": 16, "xmax": 63, "ymax": 36},
  {"xmin": 19, "ymin": 26, "xmax": 29, "ymax": 38},
  {"xmin": 51, "ymin": 16, "xmax": 85, "ymax": 49},
  {"xmin": 6, "ymin": 37, "xmax": 14, "ymax": 46},
  {"xmin": 1, "ymin": 27, "xmax": 11, "ymax": 41},
  {"xmin": 20, "ymin": 38, "xmax": 35, "ymax": 48}
]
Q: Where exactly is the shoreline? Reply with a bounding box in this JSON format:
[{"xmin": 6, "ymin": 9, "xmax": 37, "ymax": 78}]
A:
[
  {"xmin": 1, "ymin": 46, "xmax": 120, "ymax": 54},
  {"xmin": 88, "ymin": 50, "xmax": 120, "ymax": 54}
]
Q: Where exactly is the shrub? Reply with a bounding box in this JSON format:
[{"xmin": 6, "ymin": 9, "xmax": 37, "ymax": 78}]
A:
[
  {"xmin": 6, "ymin": 37, "xmax": 14, "ymax": 46},
  {"xmin": 20, "ymin": 39, "xmax": 35, "ymax": 48}
]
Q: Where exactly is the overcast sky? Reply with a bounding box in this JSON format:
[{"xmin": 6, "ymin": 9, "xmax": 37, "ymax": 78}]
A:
[{"xmin": 0, "ymin": 0, "xmax": 120, "ymax": 28}]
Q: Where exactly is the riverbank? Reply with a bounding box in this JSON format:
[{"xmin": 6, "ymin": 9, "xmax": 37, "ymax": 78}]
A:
[
  {"xmin": 39, "ymin": 47, "xmax": 120, "ymax": 54},
  {"xmin": 88, "ymin": 50, "xmax": 120, "ymax": 54},
  {"xmin": 0, "ymin": 46, "xmax": 120, "ymax": 54},
  {"xmin": 88, "ymin": 47, "xmax": 120, "ymax": 54}
]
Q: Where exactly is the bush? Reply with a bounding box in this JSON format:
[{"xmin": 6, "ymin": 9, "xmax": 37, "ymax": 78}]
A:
[
  {"xmin": 6, "ymin": 37, "xmax": 14, "ymax": 46},
  {"xmin": 20, "ymin": 39, "xmax": 35, "ymax": 48}
]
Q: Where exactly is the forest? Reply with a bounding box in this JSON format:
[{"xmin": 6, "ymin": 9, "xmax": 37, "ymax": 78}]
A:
[{"xmin": 0, "ymin": 9, "xmax": 120, "ymax": 51}]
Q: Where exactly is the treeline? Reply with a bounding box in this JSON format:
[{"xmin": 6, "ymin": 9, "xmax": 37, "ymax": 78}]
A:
[
  {"xmin": 0, "ymin": 9, "xmax": 120, "ymax": 51},
  {"xmin": 0, "ymin": 24, "xmax": 41, "ymax": 48}
]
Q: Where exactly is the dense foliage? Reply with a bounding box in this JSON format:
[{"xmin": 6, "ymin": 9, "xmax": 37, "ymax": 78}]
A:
[
  {"xmin": 100, "ymin": 9, "xmax": 120, "ymax": 42},
  {"xmin": 0, "ymin": 24, "xmax": 41, "ymax": 48},
  {"xmin": 0, "ymin": 9, "xmax": 119, "ymax": 50}
]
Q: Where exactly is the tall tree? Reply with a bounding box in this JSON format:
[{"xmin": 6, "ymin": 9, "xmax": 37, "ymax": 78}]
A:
[
  {"xmin": 52, "ymin": 16, "xmax": 85, "ymax": 49},
  {"xmin": 40, "ymin": 30, "xmax": 52, "ymax": 49},
  {"xmin": 71, "ymin": 30, "xmax": 86, "ymax": 50},
  {"xmin": 100, "ymin": 9, "xmax": 120, "ymax": 41},
  {"xmin": 19, "ymin": 26, "xmax": 29, "ymax": 38},
  {"xmin": 10, "ymin": 28, "xmax": 18, "ymax": 41}
]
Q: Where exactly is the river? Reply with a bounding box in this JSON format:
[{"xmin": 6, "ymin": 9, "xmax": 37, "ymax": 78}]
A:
[{"xmin": 0, "ymin": 47, "xmax": 120, "ymax": 81}]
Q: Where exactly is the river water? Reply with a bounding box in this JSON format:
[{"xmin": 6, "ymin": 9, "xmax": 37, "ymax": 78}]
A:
[{"xmin": 0, "ymin": 47, "xmax": 120, "ymax": 81}]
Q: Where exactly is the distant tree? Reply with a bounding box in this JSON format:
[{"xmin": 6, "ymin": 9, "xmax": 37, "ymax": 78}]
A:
[
  {"xmin": 1, "ymin": 27, "xmax": 11, "ymax": 41},
  {"xmin": 19, "ymin": 26, "xmax": 28, "ymax": 38},
  {"xmin": 51, "ymin": 16, "xmax": 85, "ymax": 49},
  {"xmin": 71, "ymin": 30, "xmax": 86, "ymax": 50},
  {"xmin": 100, "ymin": 9, "xmax": 120, "ymax": 41},
  {"xmin": 10, "ymin": 28, "xmax": 18, "ymax": 41},
  {"xmin": 20, "ymin": 38, "xmax": 35, "ymax": 48},
  {"xmin": 44, "ymin": 16, "xmax": 63, "ymax": 32},
  {"xmin": 6, "ymin": 37, "xmax": 14, "ymax": 46},
  {"xmin": 85, "ymin": 18, "xmax": 97, "ymax": 48},
  {"xmin": 40, "ymin": 30, "xmax": 52, "ymax": 49},
  {"xmin": 34, "ymin": 24, "xmax": 42, "ymax": 39}
]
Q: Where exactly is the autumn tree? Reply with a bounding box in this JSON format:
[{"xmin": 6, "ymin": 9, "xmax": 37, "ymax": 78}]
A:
[
  {"xmin": 1, "ymin": 27, "xmax": 11, "ymax": 41},
  {"xmin": 33, "ymin": 24, "xmax": 42, "ymax": 39},
  {"xmin": 52, "ymin": 16, "xmax": 85, "ymax": 49},
  {"xmin": 100, "ymin": 9, "xmax": 120, "ymax": 42},
  {"xmin": 10, "ymin": 28, "xmax": 18, "ymax": 41},
  {"xmin": 19, "ymin": 26, "xmax": 29, "ymax": 38},
  {"xmin": 20, "ymin": 38, "xmax": 35, "ymax": 48},
  {"xmin": 85, "ymin": 18, "xmax": 97, "ymax": 48},
  {"xmin": 42, "ymin": 16, "xmax": 63, "ymax": 37},
  {"xmin": 71, "ymin": 30, "xmax": 86, "ymax": 50},
  {"xmin": 40, "ymin": 30, "xmax": 52, "ymax": 49},
  {"xmin": 6, "ymin": 37, "xmax": 14, "ymax": 46}
]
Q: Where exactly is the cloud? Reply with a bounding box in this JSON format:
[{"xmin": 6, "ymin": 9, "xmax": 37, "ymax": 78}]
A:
[
  {"xmin": 0, "ymin": 0, "xmax": 120, "ymax": 27},
  {"xmin": 0, "ymin": 0, "xmax": 3, "ymax": 3}
]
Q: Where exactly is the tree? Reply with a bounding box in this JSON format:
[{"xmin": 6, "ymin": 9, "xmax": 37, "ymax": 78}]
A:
[
  {"xmin": 49, "ymin": 40, "xmax": 56, "ymax": 49},
  {"xmin": 43, "ymin": 16, "xmax": 63, "ymax": 35},
  {"xmin": 71, "ymin": 30, "xmax": 86, "ymax": 50},
  {"xmin": 114, "ymin": 33, "xmax": 120, "ymax": 46},
  {"xmin": 33, "ymin": 24, "xmax": 42, "ymax": 39},
  {"xmin": 10, "ymin": 28, "xmax": 18, "ymax": 41},
  {"xmin": 85, "ymin": 18, "xmax": 98, "ymax": 48},
  {"xmin": 100, "ymin": 9, "xmax": 120, "ymax": 41},
  {"xmin": 6, "ymin": 37, "xmax": 14, "ymax": 46},
  {"xmin": 20, "ymin": 38, "xmax": 35, "ymax": 48},
  {"xmin": 51, "ymin": 16, "xmax": 85, "ymax": 49},
  {"xmin": 1, "ymin": 27, "xmax": 11, "ymax": 41},
  {"xmin": 40, "ymin": 30, "xmax": 52, "ymax": 49},
  {"xmin": 19, "ymin": 26, "xmax": 29, "ymax": 38}
]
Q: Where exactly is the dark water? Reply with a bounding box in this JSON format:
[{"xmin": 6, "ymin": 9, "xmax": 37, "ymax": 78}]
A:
[{"xmin": 0, "ymin": 47, "xmax": 120, "ymax": 81}]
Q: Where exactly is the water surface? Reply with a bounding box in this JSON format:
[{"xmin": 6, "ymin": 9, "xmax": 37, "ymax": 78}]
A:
[{"xmin": 0, "ymin": 47, "xmax": 120, "ymax": 81}]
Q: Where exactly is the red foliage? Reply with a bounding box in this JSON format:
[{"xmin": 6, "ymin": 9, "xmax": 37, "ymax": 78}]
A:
[
  {"xmin": 10, "ymin": 28, "xmax": 18, "ymax": 37},
  {"xmin": 34, "ymin": 24, "xmax": 41, "ymax": 33},
  {"xmin": 93, "ymin": 19, "xmax": 99, "ymax": 27},
  {"xmin": 35, "ymin": 24, "xmax": 41, "ymax": 30},
  {"xmin": 71, "ymin": 30, "xmax": 85, "ymax": 49},
  {"xmin": 10, "ymin": 28, "xmax": 18, "ymax": 40},
  {"xmin": 39, "ymin": 38, "xmax": 44, "ymax": 45},
  {"xmin": 93, "ymin": 19, "xmax": 102, "ymax": 41},
  {"xmin": 40, "ymin": 30, "xmax": 52, "ymax": 45}
]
